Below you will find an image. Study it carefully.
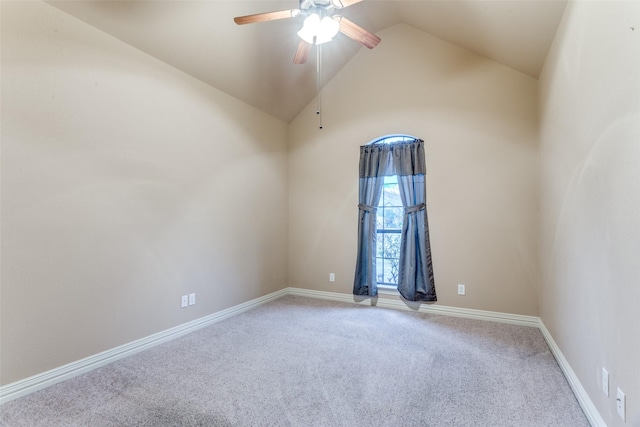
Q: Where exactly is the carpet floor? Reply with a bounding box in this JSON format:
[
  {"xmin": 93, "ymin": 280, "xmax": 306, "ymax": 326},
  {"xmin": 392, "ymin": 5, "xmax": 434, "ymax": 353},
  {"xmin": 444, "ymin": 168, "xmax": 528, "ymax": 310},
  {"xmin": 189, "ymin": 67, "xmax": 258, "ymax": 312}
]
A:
[{"xmin": 0, "ymin": 295, "xmax": 589, "ymax": 426}]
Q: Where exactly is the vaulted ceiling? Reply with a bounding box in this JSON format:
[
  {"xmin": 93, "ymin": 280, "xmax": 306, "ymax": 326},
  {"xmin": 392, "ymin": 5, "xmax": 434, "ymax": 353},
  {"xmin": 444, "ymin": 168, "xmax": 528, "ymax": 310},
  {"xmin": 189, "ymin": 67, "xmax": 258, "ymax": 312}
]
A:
[{"xmin": 48, "ymin": 1, "xmax": 567, "ymax": 122}]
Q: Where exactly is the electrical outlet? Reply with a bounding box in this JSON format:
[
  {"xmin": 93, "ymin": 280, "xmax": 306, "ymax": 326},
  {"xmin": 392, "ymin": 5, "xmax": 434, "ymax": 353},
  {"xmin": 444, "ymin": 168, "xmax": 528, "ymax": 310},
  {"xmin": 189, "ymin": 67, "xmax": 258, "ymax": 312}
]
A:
[
  {"xmin": 329, "ymin": 273, "xmax": 335, "ymax": 282},
  {"xmin": 602, "ymin": 368, "xmax": 609, "ymax": 396},
  {"xmin": 181, "ymin": 295, "xmax": 188, "ymax": 308},
  {"xmin": 617, "ymin": 388, "xmax": 626, "ymax": 421},
  {"xmin": 457, "ymin": 284, "xmax": 466, "ymax": 295},
  {"xmin": 189, "ymin": 293, "xmax": 196, "ymax": 306}
]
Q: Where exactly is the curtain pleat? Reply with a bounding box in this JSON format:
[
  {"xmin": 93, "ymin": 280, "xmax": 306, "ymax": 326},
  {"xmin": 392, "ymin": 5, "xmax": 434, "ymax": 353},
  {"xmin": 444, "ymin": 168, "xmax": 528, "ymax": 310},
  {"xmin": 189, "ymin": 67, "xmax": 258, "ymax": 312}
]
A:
[{"xmin": 359, "ymin": 144, "xmax": 394, "ymax": 178}]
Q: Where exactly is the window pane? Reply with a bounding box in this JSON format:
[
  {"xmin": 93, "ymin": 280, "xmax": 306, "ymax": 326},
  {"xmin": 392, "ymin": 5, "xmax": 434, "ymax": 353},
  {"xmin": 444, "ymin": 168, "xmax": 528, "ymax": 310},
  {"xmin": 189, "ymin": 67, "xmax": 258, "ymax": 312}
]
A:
[
  {"xmin": 384, "ymin": 207, "xmax": 403, "ymax": 230},
  {"xmin": 377, "ymin": 185, "xmax": 401, "ymax": 285},
  {"xmin": 382, "ymin": 184, "xmax": 402, "ymax": 207},
  {"xmin": 383, "ymin": 233, "xmax": 401, "ymax": 259},
  {"xmin": 376, "ymin": 234, "xmax": 384, "ymax": 258},
  {"xmin": 376, "ymin": 257, "xmax": 384, "ymax": 283},
  {"xmin": 376, "ymin": 208, "xmax": 384, "ymax": 229},
  {"xmin": 390, "ymin": 233, "xmax": 401, "ymax": 252},
  {"xmin": 382, "ymin": 259, "xmax": 398, "ymax": 284}
]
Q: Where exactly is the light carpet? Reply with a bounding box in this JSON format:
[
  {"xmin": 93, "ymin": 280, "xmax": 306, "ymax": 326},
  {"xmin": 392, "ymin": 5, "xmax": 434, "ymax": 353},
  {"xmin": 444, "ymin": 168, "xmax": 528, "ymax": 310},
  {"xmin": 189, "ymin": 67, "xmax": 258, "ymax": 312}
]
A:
[{"xmin": 0, "ymin": 295, "xmax": 589, "ymax": 426}]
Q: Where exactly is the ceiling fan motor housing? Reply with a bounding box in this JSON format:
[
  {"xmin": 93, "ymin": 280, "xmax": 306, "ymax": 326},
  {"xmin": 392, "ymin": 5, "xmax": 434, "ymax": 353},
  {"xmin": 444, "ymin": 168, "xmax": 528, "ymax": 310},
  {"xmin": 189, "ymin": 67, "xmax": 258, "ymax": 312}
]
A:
[{"xmin": 300, "ymin": 0, "xmax": 341, "ymax": 13}]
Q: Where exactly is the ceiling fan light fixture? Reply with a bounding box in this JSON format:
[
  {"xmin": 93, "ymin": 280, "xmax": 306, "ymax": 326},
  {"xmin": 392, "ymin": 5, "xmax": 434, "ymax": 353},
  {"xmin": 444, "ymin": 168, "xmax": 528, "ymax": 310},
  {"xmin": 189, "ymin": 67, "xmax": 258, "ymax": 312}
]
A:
[
  {"xmin": 298, "ymin": 13, "xmax": 340, "ymax": 45},
  {"xmin": 315, "ymin": 16, "xmax": 340, "ymax": 44},
  {"xmin": 298, "ymin": 13, "xmax": 321, "ymax": 43}
]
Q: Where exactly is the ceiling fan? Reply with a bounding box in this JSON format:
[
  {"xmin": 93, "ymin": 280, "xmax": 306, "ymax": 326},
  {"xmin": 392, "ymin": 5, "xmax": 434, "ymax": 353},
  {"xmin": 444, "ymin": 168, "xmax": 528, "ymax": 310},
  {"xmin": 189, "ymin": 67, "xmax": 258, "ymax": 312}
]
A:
[{"xmin": 234, "ymin": 0, "xmax": 381, "ymax": 64}]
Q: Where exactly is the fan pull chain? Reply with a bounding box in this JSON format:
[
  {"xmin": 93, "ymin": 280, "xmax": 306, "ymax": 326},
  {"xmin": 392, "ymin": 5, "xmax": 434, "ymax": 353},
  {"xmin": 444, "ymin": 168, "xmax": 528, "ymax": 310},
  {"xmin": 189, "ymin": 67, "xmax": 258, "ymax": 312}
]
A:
[{"xmin": 316, "ymin": 43, "xmax": 323, "ymax": 129}]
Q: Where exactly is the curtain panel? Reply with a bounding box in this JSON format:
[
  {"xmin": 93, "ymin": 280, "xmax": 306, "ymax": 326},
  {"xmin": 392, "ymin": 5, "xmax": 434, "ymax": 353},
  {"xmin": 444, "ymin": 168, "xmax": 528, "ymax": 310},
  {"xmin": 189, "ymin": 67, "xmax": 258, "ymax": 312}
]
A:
[{"xmin": 353, "ymin": 139, "xmax": 437, "ymax": 302}]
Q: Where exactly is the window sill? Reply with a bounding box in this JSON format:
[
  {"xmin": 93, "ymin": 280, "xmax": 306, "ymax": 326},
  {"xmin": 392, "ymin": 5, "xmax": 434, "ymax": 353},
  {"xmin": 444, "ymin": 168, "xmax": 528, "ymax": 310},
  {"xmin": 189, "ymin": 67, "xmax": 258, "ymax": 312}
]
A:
[{"xmin": 377, "ymin": 285, "xmax": 399, "ymax": 295}]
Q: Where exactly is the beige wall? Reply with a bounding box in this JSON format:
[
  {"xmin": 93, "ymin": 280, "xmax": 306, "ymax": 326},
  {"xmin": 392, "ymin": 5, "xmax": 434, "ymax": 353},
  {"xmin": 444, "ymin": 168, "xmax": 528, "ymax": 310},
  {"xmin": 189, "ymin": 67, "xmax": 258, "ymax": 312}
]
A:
[
  {"xmin": 0, "ymin": 2, "xmax": 288, "ymax": 385},
  {"xmin": 539, "ymin": 1, "xmax": 640, "ymax": 425},
  {"xmin": 289, "ymin": 24, "xmax": 540, "ymax": 316}
]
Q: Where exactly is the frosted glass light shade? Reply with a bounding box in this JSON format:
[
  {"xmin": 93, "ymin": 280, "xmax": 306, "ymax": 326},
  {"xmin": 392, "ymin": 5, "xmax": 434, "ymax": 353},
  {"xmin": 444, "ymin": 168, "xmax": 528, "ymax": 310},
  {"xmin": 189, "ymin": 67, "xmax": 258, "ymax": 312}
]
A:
[
  {"xmin": 297, "ymin": 14, "xmax": 320, "ymax": 44},
  {"xmin": 297, "ymin": 14, "xmax": 340, "ymax": 45},
  {"xmin": 316, "ymin": 17, "xmax": 340, "ymax": 45}
]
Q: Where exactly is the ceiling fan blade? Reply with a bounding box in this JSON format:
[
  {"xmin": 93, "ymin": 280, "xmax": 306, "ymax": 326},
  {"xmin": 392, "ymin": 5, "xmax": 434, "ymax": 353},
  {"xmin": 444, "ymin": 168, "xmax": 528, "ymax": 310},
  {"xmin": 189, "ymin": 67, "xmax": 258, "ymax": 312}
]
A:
[
  {"xmin": 336, "ymin": 16, "xmax": 380, "ymax": 49},
  {"xmin": 332, "ymin": 0, "xmax": 364, "ymax": 9},
  {"xmin": 293, "ymin": 39, "xmax": 312, "ymax": 64},
  {"xmin": 234, "ymin": 9, "xmax": 299, "ymax": 25}
]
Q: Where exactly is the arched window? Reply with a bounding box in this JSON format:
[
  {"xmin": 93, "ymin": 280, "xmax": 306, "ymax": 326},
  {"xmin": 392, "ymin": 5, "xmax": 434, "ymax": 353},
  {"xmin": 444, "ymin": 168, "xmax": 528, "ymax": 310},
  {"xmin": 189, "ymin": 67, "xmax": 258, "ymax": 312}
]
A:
[
  {"xmin": 369, "ymin": 135, "xmax": 417, "ymax": 287},
  {"xmin": 353, "ymin": 135, "xmax": 437, "ymax": 302}
]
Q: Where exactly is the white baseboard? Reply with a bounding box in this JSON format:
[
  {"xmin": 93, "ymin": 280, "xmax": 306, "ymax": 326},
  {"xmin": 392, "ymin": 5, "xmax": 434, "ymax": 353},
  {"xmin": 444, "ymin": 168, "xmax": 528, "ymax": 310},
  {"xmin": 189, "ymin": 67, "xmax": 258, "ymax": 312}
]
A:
[
  {"xmin": 538, "ymin": 322, "xmax": 607, "ymax": 427},
  {"xmin": 0, "ymin": 288, "xmax": 288, "ymax": 404},
  {"xmin": 0, "ymin": 286, "xmax": 605, "ymax": 427},
  {"xmin": 286, "ymin": 287, "xmax": 540, "ymax": 327}
]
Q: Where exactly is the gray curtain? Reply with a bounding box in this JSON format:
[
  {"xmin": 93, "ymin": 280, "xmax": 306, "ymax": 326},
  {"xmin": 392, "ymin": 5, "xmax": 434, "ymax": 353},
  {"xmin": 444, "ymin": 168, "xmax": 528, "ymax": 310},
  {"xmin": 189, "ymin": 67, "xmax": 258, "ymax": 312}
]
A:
[
  {"xmin": 353, "ymin": 139, "xmax": 437, "ymax": 302},
  {"xmin": 394, "ymin": 143, "xmax": 436, "ymax": 302},
  {"xmin": 352, "ymin": 144, "xmax": 390, "ymax": 297}
]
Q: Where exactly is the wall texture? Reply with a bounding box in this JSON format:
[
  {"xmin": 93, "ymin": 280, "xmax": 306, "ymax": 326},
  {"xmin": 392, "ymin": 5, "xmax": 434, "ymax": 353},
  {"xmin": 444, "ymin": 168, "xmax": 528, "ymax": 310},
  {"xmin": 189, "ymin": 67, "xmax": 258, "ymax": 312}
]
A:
[
  {"xmin": 9, "ymin": 6, "xmax": 638, "ymax": 426},
  {"xmin": 288, "ymin": 24, "xmax": 539, "ymax": 316},
  {"xmin": 1, "ymin": 2, "xmax": 288, "ymax": 385},
  {"xmin": 539, "ymin": 1, "xmax": 640, "ymax": 425}
]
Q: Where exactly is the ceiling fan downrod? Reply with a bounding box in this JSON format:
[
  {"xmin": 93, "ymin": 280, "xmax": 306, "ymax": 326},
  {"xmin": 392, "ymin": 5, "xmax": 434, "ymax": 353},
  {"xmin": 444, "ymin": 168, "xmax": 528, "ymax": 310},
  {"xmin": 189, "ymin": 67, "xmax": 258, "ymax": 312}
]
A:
[{"xmin": 317, "ymin": 43, "xmax": 323, "ymax": 130}]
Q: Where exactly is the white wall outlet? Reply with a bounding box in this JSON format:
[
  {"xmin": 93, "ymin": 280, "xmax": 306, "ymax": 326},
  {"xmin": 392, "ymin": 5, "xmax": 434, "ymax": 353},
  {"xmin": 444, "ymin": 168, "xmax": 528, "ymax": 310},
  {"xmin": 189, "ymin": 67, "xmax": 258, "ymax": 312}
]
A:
[
  {"xmin": 188, "ymin": 293, "xmax": 196, "ymax": 306},
  {"xmin": 329, "ymin": 273, "xmax": 335, "ymax": 282},
  {"xmin": 457, "ymin": 284, "xmax": 466, "ymax": 295},
  {"xmin": 181, "ymin": 295, "xmax": 188, "ymax": 308},
  {"xmin": 602, "ymin": 368, "xmax": 609, "ymax": 396},
  {"xmin": 616, "ymin": 388, "xmax": 626, "ymax": 421}
]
